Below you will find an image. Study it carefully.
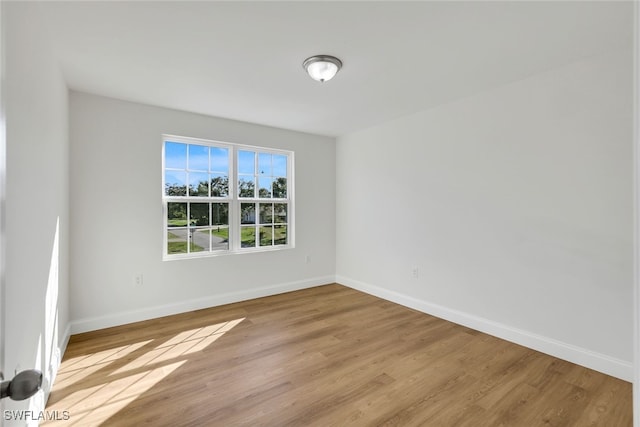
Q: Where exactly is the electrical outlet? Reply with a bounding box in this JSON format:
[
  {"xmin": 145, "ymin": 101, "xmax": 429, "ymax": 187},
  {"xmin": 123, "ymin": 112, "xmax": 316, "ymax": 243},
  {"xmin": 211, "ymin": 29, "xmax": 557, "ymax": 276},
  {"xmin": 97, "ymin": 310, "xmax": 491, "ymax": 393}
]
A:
[
  {"xmin": 134, "ymin": 274, "xmax": 143, "ymax": 286},
  {"xmin": 305, "ymin": 255, "xmax": 311, "ymax": 264},
  {"xmin": 411, "ymin": 266, "xmax": 419, "ymax": 279}
]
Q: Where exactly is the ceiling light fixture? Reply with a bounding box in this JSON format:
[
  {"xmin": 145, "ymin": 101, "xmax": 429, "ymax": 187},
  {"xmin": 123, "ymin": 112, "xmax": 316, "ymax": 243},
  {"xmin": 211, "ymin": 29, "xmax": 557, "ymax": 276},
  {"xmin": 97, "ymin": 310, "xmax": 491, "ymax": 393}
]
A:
[{"xmin": 302, "ymin": 55, "xmax": 342, "ymax": 83}]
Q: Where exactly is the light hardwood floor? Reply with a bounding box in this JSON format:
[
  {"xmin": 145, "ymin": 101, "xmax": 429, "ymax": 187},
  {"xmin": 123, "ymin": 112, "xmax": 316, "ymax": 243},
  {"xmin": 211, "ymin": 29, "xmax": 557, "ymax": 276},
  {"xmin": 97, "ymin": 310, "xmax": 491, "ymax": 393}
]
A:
[{"xmin": 45, "ymin": 284, "xmax": 632, "ymax": 426}]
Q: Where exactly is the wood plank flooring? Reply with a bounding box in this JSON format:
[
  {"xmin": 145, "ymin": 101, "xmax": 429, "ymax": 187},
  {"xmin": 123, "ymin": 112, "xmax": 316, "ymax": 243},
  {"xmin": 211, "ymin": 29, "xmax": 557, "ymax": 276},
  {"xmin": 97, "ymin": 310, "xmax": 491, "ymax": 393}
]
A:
[{"xmin": 44, "ymin": 284, "xmax": 632, "ymax": 426}]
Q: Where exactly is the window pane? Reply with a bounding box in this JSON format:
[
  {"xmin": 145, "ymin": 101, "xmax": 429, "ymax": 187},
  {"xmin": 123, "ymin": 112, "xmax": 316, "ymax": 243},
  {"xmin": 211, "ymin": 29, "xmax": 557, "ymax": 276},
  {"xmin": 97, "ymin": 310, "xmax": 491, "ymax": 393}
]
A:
[
  {"xmin": 168, "ymin": 203, "xmax": 187, "ymax": 227},
  {"xmin": 165, "ymin": 142, "xmax": 187, "ymax": 169},
  {"xmin": 189, "ymin": 172, "xmax": 209, "ymax": 197},
  {"xmin": 210, "ymin": 147, "xmax": 229, "ymax": 173},
  {"xmin": 258, "ymin": 177, "xmax": 272, "ymax": 198},
  {"xmin": 165, "ymin": 171, "xmax": 187, "ymax": 196},
  {"xmin": 272, "ymin": 177, "xmax": 287, "ymax": 198},
  {"xmin": 211, "ymin": 203, "xmax": 229, "ymax": 226},
  {"xmin": 167, "ymin": 229, "xmax": 188, "ymax": 254},
  {"xmin": 211, "ymin": 226, "xmax": 229, "ymax": 251},
  {"xmin": 241, "ymin": 203, "xmax": 255, "ymax": 224},
  {"xmin": 210, "ymin": 174, "xmax": 229, "ymax": 197},
  {"xmin": 258, "ymin": 153, "xmax": 272, "ymax": 176},
  {"xmin": 274, "ymin": 204, "xmax": 287, "ymax": 224},
  {"xmin": 259, "ymin": 226, "xmax": 273, "ymax": 247},
  {"xmin": 239, "ymin": 176, "xmax": 255, "ymax": 198},
  {"xmin": 241, "ymin": 226, "xmax": 256, "ymax": 248},
  {"xmin": 210, "ymin": 203, "xmax": 229, "ymax": 251},
  {"xmin": 259, "ymin": 203, "xmax": 273, "ymax": 224},
  {"xmin": 190, "ymin": 228, "xmax": 208, "ymax": 252},
  {"xmin": 274, "ymin": 225, "xmax": 287, "ymax": 245},
  {"xmin": 190, "ymin": 203, "xmax": 209, "ymax": 227},
  {"xmin": 188, "ymin": 145, "xmax": 209, "ymax": 171},
  {"xmin": 238, "ymin": 150, "xmax": 255, "ymax": 175},
  {"xmin": 273, "ymin": 155, "xmax": 287, "ymax": 177}
]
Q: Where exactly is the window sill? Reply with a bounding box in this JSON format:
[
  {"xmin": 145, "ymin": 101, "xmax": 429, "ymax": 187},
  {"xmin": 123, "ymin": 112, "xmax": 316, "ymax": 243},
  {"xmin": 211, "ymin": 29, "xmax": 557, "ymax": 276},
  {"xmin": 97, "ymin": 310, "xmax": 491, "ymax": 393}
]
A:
[{"xmin": 162, "ymin": 244, "xmax": 294, "ymax": 261}]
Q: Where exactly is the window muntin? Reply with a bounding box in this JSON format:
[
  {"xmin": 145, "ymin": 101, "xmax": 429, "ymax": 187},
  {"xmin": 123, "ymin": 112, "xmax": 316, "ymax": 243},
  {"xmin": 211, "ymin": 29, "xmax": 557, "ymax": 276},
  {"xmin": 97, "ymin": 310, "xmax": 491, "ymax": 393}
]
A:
[{"xmin": 163, "ymin": 135, "xmax": 293, "ymax": 259}]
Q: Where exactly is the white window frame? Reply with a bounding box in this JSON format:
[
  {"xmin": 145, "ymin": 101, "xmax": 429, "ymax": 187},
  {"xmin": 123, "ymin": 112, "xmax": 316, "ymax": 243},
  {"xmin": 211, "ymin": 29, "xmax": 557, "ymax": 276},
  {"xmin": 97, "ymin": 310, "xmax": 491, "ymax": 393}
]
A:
[{"xmin": 162, "ymin": 134, "xmax": 295, "ymax": 260}]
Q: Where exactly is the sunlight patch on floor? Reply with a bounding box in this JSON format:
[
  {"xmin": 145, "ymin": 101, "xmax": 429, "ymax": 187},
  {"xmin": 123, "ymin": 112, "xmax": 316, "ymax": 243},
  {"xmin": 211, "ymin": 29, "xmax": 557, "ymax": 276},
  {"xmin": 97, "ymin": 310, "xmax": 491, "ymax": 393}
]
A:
[
  {"xmin": 61, "ymin": 340, "xmax": 153, "ymax": 372},
  {"xmin": 112, "ymin": 318, "xmax": 245, "ymax": 375},
  {"xmin": 43, "ymin": 318, "xmax": 245, "ymax": 425},
  {"xmin": 46, "ymin": 361, "xmax": 186, "ymax": 426},
  {"xmin": 53, "ymin": 341, "xmax": 153, "ymax": 390}
]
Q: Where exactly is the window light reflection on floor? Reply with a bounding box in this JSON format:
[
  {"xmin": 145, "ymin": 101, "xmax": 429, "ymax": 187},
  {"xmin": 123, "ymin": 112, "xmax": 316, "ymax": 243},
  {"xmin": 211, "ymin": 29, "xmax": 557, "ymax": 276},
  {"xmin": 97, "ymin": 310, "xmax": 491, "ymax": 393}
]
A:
[{"xmin": 42, "ymin": 318, "xmax": 245, "ymax": 426}]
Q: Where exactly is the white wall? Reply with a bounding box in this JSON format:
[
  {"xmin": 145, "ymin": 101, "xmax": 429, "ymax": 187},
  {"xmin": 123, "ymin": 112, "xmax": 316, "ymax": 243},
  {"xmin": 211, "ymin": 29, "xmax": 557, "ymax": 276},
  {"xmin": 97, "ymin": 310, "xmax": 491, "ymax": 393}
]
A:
[
  {"xmin": 634, "ymin": 1, "xmax": 640, "ymax": 423},
  {"xmin": 5, "ymin": 2, "xmax": 70, "ymax": 421},
  {"xmin": 336, "ymin": 48, "xmax": 634, "ymax": 380},
  {"xmin": 69, "ymin": 92, "xmax": 335, "ymax": 332}
]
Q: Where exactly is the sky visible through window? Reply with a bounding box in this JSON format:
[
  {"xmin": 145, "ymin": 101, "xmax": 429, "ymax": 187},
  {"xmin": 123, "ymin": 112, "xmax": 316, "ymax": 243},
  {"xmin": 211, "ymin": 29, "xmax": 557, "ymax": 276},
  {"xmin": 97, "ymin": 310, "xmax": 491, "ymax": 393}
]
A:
[
  {"xmin": 165, "ymin": 142, "xmax": 287, "ymax": 195},
  {"xmin": 165, "ymin": 142, "xmax": 231, "ymax": 196}
]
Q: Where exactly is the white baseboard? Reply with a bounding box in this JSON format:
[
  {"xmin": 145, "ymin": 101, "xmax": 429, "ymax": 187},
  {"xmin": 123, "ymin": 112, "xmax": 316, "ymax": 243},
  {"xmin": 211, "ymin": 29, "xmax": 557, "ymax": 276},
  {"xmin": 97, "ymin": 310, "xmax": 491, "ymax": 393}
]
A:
[
  {"xmin": 59, "ymin": 323, "xmax": 71, "ymax": 364},
  {"xmin": 43, "ymin": 322, "xmax": 71, "ymax": 407},
  {"xmin": 70, "ymin": 275, "xmax": 335, "ymax": 335},
  {"xmin": 337, "ymin": 275, "xmax": 633, "ymax": 382}
]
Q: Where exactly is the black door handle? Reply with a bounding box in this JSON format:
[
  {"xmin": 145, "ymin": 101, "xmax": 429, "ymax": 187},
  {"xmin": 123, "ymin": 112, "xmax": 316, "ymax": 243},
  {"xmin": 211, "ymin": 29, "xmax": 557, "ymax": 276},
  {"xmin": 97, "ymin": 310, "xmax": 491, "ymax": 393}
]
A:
[{"xmin": 0, "ymin": 370, "xmax": 43, "ymax": 401}]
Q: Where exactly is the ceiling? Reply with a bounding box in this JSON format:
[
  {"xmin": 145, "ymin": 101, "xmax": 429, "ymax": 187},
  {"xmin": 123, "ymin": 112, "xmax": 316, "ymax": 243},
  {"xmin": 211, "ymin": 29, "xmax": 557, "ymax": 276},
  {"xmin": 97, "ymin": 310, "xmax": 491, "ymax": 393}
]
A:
[{"xmin": 36, "ymin": 1, "xmax": 632, "ymax": 137}]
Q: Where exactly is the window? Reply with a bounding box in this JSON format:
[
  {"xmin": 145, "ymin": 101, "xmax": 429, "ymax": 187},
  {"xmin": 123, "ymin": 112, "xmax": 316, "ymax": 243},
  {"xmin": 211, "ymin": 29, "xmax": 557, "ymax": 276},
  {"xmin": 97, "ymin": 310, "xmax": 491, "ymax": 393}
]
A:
[{"xmin": 163, "ymin": 135, "xmax": 293, "ymax": 259}]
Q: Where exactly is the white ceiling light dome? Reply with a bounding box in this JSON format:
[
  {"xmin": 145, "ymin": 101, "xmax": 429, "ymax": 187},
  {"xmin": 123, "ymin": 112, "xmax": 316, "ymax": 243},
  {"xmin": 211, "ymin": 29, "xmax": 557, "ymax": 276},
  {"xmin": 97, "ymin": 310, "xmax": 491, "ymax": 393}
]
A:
[{"xmin": 302, "ymin": 55, "xmax": 343, "ymax": 83}]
